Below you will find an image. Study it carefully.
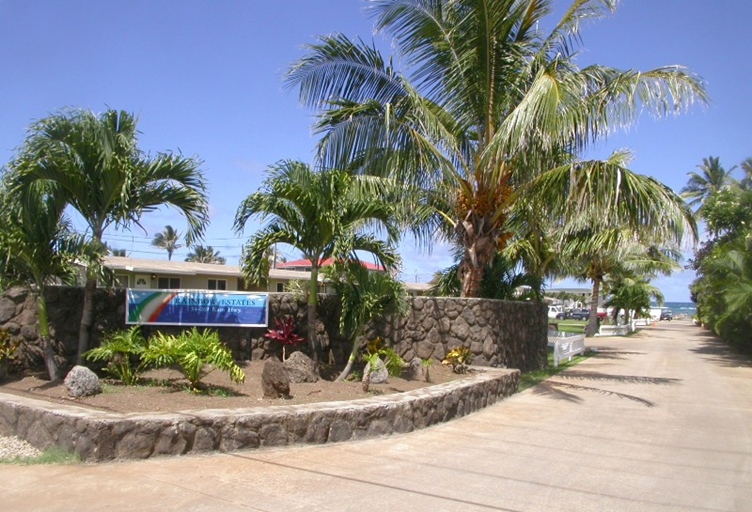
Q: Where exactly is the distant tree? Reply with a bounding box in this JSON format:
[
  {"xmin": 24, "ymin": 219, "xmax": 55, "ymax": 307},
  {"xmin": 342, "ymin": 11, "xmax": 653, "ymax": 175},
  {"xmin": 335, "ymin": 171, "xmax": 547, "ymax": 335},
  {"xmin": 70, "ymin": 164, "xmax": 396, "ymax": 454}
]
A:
[
  {"xmin": 105, "ymin": 244, "xmax": 127, "ymax": 257},
  {"xmin": 681, "ymin": 156, "xmax": 736, "ymax": 214},
  {"xmin": 9, "ymin": 108, "xmax": 209, "ymax": 363},
  {"xmin": 151, "ymin": 225, "xmax": 182, "ymax": 260},
  {"xmin": 186, "ymin": 245, "xmax": 226, "ymax": 264}
]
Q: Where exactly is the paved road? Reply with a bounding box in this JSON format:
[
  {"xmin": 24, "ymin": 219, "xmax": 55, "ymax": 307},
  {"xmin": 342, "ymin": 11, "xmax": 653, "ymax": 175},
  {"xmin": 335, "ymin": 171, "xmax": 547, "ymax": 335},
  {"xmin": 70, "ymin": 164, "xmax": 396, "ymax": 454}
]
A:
[{"xmin": 2, "ymin": 321, "xmax": 750, "ymax": 511}]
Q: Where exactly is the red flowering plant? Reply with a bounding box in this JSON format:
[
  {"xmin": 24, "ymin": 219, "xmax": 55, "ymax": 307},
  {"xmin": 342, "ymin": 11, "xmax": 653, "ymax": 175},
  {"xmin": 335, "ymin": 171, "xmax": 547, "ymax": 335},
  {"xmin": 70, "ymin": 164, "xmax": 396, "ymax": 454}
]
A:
[{"xmin": 264, "ymin": 316, "xmax": 305, "ymax": 361}]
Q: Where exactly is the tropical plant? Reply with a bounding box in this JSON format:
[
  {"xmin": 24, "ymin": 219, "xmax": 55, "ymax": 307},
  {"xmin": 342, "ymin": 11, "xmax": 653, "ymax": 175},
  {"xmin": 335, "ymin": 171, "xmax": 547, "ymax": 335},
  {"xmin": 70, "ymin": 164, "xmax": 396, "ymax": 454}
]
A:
[
  {"xmin": 142, "ymin": 328, "xmax": 244, "ymax": 391},
  {"xmin": 430, "ymin": 251, "xmax": 543, "ymax": 300},
  {"xmin": 442, "ymin": 347, "xmax": 473, "ymax": 374},
  {"xmin": 287, "ymin": 0, "xmax": 707, "ymax": 297},
  {"xmin": 365, "ymin": 338, "xmax": 405, "ymax": 377},
  {"xmin": 233, "ymin": 160, "xmax": 400, "ymax": 366},
  {"xmin": 0, "ymin": 171, "xmax": 84, "ymax": 380},
  {"xmin": 324, "ymin": 260, "xmax": 407, "ymax": 381},
  {"xmin": 603, "ymin": 273, "xmax": 664, "ymax": 323},
  {"xmin": 83, "ymin": 326, "xmax": 148, "ymax": 385},
  {"xmin": 152, "ymin": 225, "xmax": 183, "ymax": 260},
  {"xmin": 8, "ymin": 108, "xmax": 209, "ymax": 364},
  {"xmin": 0, "ymin": 330, "xmax": 20, "ymax": 363},
  {"xmin": 185, "ymin": 245, "xmax": 226, "ymax": 264},
  {"xmin": 264, "ymin": 316, "xmax": 305, "ymax": 361},
  {"xmin": 680, "ymin": 156, "xmax": 736, "ymax": 213},
  {"xmin": 561, "ymin": 227, "xmax": 684, "ymax": 336}
]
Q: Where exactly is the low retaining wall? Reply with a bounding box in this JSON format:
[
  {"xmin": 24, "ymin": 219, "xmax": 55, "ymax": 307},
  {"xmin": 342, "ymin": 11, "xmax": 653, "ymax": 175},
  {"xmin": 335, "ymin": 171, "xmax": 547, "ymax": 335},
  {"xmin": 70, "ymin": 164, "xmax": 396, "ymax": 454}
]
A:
[{"xmin": 0, "ymin": 368, "xmax": 519, "ymax": 462}]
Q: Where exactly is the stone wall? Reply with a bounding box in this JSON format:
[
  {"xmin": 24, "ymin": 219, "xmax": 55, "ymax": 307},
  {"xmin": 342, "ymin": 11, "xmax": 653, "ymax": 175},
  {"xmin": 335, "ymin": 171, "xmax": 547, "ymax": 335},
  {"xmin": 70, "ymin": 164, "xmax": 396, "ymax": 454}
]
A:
[
  {"xmin": 0, "ymin": 368, "xmax": 519, "ymax": 461},
  {"xmin": 0, "ymin": 287, "xmax": 547, "ymax": 373}
]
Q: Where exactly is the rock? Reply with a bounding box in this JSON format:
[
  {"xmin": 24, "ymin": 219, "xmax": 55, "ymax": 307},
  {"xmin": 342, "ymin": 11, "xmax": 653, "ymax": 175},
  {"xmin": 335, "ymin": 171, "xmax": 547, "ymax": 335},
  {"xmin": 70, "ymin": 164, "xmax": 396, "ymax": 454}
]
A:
[
  {"xmin": 283, "ymin": 351, "xmax": 318, "ymax": 383},
  {"xmin": 404, "ymin": 357, "xmax": 428, "ymax": 382},
  {"xmin": 64, "ymin": 365, "xmax": 102, "ymax": 397},
  {"xmin": 363, "ymin": 358, "xmax": 388, "ymax": 384},
  {"xmin": 261, "ymin": 358, "xmax": 290, "ymax": 399}
]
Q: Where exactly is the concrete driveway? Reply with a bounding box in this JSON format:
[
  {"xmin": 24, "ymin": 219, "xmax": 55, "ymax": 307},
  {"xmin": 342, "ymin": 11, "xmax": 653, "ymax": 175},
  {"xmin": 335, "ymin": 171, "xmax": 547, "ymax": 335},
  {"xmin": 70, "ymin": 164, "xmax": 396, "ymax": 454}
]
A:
[{"xmin": 2, "ymin": 321, "xmax": 750, "ymax": 511}]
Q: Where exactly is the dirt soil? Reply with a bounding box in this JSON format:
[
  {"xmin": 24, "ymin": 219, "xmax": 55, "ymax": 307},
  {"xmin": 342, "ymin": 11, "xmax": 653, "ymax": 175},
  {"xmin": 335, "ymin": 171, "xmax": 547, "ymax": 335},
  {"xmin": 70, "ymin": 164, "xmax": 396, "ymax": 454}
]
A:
[{"xmin": 0, "ymin": 361, "xmax": 465, "ymax": 414}]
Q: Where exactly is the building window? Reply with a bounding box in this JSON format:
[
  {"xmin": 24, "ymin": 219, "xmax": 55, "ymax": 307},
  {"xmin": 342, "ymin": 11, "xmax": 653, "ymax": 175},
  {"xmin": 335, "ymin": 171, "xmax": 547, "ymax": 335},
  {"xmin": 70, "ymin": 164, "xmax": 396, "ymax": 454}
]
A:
[
  {"xmin": 158, "ymin": 277, "xmax": 181, "ymax": 289},
  {"xmin": 276, "ymin": 282, "xmax": 284, "ymax": 292},
  {"xmin": 208, "ymin": 279, "xmax": 227, "ymax": 291},
  {"xmin": 114, "ymin": 275, "xmax": 129, "ymax": 288}
]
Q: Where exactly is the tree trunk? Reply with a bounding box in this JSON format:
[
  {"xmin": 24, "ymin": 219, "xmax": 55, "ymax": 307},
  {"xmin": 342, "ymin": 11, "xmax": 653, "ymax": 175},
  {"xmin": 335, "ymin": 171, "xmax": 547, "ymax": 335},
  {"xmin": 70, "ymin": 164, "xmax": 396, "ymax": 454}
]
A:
[
  {"xmin": 307, "ymin": 263, "xmax": 320, "ymax": 368},
  {"xmin": 77, "ymin": 274, "xmax": 97, "ymax": 365},
  {"xmin": 586, "ymin": 278, "xmax": 601, "ymax": 337},
  {"xmin": 36, "ymin": 292, "xmax": 60, "ymax": 381},
  {"xmin": 460, "ymin": 260, "xmax": 485, "ymax": 298}
]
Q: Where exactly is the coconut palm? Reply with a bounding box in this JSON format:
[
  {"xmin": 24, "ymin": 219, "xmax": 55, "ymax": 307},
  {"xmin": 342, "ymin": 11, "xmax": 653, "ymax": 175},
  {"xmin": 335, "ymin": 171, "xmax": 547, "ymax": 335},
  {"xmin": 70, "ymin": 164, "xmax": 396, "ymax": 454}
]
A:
[
  {"xmin": 233, "ymin": 160, "xmax": 400, "ymax": 366},
  {"xmin": 152, "ymin": 225, "xmax": 183, "ymax": 260},
  {"xmin": 739, "ymin": 158, "xmax": 752, "ymax": 190},
  {"xmin": 287, "ymin": 0, "xmax": 707, "ymax": 297},
  {"xmin": 681, "ymin": 156, "xmax": 736, "ymax": 212},
  {"xmin": 0, "ymin": 175, "xmax": 84, "ymax": 380},
  {"xmin": 603, "ymin": 273, "xmax": 664, "ymax": 324},
  {"xmin": 185, "ymin": 245, "xmax": 226, "ymax": 264},
  {"xmin": 9, "ymin": 108, "xmax": 209, "ymax": 363}
]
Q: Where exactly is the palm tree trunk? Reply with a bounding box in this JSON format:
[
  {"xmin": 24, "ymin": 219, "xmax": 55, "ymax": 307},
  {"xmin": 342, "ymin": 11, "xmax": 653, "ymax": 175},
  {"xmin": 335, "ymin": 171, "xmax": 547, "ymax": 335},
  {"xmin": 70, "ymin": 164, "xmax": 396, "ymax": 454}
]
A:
[
  {"xmin": 36, "ymin": 292, "xmax": 60, "ymax": 381},
  {"xmin": 460, "ymin": 261, "xmax": 485, "ymax": 298},
  {"xmin": 307, "ymin": 263, "xmax": 320, "ymax": 368},
  {"xmin": 586, "ymin": 278, "xmax": 601, "ymax": 337},
  {"xmin": 77, "ymin": 274, "xmax": 97, "ymax": 365}
]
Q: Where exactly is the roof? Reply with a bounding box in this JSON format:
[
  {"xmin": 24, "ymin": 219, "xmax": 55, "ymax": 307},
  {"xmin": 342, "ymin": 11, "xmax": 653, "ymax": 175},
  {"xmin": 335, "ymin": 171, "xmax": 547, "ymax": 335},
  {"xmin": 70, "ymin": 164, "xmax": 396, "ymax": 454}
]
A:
[
  {"xmin": 103, "ymin": 256, "xmax": 316, "ymax": 281},
  {"xmin": 276, "ymin": 258, "xmax": 384, "ymax": 272}
]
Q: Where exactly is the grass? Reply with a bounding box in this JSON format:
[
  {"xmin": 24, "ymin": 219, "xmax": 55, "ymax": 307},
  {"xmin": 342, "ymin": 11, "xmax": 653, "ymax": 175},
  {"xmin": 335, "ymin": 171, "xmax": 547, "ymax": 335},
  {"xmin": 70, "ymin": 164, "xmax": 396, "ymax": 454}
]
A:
[
  {"xmin": 518, "ymin": 349, "xmax": 594, "ymax": 393},
  {"xmin": 0, "ymin": 446, "xmax": 80, "ymax": 465}
]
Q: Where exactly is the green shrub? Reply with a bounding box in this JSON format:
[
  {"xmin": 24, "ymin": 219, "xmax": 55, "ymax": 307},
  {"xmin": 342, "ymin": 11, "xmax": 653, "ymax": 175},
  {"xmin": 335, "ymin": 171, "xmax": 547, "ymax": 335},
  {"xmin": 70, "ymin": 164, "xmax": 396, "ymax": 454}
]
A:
[
  {"xmin": 442, "ymin": 347, "xmax": 472, "ymax": 374},
  {"xmin": 143, "ymin": 328, "xmax": 245, "ymax": 391},
  {"xmin": 84, "ymin": 326, "xmax": 148, "ymax": 385}
]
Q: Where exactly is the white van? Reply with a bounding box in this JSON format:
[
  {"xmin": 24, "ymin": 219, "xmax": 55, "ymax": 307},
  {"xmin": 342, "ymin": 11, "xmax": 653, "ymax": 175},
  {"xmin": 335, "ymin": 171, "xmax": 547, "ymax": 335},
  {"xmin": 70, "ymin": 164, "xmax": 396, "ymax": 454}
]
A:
[{"xmin": 548, "ymin": 305, "xmax": 564, "ymax": 319}]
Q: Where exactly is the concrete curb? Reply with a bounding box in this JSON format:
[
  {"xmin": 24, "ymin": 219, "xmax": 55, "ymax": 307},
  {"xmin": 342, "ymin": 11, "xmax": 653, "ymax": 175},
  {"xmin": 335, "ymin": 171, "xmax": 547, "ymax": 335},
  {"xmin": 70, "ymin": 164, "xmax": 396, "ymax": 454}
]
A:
[{"xmin": 0, "ymin": 368, "xmax": 519, "ymax": 461}]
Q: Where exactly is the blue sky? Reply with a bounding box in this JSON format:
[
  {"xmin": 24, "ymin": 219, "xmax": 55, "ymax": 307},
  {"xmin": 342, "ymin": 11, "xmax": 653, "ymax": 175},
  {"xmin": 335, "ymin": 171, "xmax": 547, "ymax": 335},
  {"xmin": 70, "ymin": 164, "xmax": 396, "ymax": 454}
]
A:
[{"xmin": 1, "ymin": 0, "xmax": 749, "ymax": 302}]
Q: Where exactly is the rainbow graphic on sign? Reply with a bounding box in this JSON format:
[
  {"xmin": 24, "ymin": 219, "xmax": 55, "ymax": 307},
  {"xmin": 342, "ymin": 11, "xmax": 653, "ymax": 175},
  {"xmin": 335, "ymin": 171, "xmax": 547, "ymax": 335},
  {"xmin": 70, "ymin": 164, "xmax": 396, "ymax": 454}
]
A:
[{"xmin": 126, "ymin": 290, "xmax": 268, "ymax": 327}]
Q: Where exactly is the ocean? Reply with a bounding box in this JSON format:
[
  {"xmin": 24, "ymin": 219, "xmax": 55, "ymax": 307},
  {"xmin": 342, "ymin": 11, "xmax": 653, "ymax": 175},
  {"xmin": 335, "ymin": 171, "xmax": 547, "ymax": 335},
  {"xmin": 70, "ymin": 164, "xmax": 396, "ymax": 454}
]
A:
[{"xmin": 663, "ymin": 301, "xmax": 696, "ymax": 317}]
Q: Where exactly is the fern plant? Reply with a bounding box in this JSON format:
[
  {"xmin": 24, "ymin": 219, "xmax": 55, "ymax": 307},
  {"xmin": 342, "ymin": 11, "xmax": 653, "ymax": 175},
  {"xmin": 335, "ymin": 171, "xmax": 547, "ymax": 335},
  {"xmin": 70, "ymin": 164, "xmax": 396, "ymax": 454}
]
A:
[
  {"xmin": 143, "ymin": 328, "xmax": 245, "ymax": 391},
  {"xmin": 84, "ymin": 326, "xmax": 148, "ymax": 385}
]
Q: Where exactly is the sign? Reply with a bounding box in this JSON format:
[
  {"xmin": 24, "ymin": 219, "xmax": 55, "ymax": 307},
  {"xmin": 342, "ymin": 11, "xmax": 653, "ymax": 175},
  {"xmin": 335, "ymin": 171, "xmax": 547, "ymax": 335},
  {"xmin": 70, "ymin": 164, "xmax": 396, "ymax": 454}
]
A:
[{"xmin": 126, "ymin": 289, "xmax": 268, "ymax": 327}]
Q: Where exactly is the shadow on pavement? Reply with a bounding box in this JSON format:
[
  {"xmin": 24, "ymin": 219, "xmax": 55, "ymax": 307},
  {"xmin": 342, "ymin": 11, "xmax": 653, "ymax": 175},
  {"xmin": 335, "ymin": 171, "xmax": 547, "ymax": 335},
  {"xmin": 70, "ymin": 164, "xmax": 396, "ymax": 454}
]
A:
[
  {"xmin": 554, "ymin": 370, "xmax": 681, "ymax": 385},
  {"xmin": 690, "ymin": 338, "xmax": 752, "ymax": 369},
  {"xmin": 536, "ymin": 380, "xmax": 657, "ymax": 407}
]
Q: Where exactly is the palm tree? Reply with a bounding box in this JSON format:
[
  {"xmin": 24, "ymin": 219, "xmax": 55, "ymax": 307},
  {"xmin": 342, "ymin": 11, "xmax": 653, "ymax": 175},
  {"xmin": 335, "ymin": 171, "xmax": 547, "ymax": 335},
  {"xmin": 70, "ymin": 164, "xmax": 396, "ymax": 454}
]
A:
[
  {"xmin": 185, "ymin": 245, "xmax": 226, "ymax": 264},
  {"xmin": 233, "ymin": 160, "xmax": 400, "ymax": 366},
  {"xmin": 325, "ymin": 260, "xmax": 407, "ymax": 381},
  {"xmin": 681, "ymin": 156, "xmax": 736, "ymax": 212},
  {"xmin": 151, "ymin": 225, "xmax": 182, "ymax": 260},
  {"xmin": 287, "ymin": 0, "xmax": 707, "ymax": 297},
  {"xmin": 0, "ymin": 176, "xmax": 83, "ymax": 380},
  {"xmin": 739, "ymin": 158, "xmax": 752, "ymax": 190},
  {"xmin": 562, "ymin": 226, "xmax": 684, "ymax": 336},
  {"xmin": 604, "ymin": 273, "xmax": 665, "ymax": 324},
  {"xmin": 10, "ymin": 108, "xmax": 209, "ymax": 363}
]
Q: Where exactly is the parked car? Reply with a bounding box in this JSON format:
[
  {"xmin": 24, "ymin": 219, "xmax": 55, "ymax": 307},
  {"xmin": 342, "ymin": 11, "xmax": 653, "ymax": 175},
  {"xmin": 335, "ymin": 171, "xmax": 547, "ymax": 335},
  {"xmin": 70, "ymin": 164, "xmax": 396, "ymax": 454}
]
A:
[
  {"xmin": 660, "ymin": 309, "xmax": 673, "ymax": 321},
  {"xmin": 548, "ymin": 305, "xmax": 565, "ymax": 319},
  {"xmin": 568, "ymin": 308, "xmax": 591, "ymax": 321}
]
